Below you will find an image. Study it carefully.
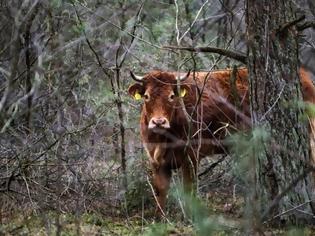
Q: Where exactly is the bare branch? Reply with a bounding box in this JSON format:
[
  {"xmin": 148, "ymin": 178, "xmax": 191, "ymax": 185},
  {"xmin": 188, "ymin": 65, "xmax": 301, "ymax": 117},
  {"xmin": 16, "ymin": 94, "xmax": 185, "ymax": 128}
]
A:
[
  {"xmin": 297, "ymin": 21, "xmax": 315, "ymax": 31},
  {"xmin": 198, "ymin": 155, "xmax": 227, "ymax": 178},
  {"xmin": 277, "ymin": 15, "xmax": 305, "ymax": 35},
  {"xmin": 163, "ymin": 45, "xmax": 247, "ymax": 64}
]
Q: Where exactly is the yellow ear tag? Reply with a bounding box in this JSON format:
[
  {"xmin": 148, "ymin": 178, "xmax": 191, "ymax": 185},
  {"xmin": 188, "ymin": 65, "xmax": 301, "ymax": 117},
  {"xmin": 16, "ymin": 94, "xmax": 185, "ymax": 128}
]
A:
[
  {"xmin": 180, "ymin": 88, "xmax": 187, "ymax": 97},
  {"xmin": 134, "ymin": 91, "xmax": 142, "ymax": 100}
]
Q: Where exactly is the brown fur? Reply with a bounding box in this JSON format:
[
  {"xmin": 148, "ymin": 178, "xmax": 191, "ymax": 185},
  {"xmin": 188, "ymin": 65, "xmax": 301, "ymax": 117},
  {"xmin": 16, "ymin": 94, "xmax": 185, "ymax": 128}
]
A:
[{"xmin": 128, "ymin": 68, "xmax": 315, "ymax": 214}]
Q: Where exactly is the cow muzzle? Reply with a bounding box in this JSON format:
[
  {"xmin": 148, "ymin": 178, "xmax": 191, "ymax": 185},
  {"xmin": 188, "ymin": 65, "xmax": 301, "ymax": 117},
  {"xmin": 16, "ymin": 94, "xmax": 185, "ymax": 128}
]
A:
[{"xmin": 148, "ymin": 117, "xmax": 170, "ymax": 129}]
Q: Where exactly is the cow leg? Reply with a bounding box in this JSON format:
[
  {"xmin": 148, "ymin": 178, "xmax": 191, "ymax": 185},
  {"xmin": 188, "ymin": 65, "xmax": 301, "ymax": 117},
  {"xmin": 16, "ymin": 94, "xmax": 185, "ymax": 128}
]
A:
[{"xmin": 152, "ymin": 166, "xmax": 172, "ymax": 215}]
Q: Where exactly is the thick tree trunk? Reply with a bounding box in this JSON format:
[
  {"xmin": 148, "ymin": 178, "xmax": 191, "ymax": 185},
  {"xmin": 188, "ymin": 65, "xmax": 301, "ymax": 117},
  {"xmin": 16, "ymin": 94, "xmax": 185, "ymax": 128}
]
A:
[{"xmin": 246, "ymin": 0, "xmax": 315, "ymax": 225}]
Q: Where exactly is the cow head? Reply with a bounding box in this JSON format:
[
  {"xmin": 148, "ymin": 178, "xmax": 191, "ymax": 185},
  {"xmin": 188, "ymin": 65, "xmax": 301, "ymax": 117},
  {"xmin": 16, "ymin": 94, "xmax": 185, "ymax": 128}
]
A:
[{"xmin": 128, "ymin": 71, "xmax": 190, "ymax": 130}]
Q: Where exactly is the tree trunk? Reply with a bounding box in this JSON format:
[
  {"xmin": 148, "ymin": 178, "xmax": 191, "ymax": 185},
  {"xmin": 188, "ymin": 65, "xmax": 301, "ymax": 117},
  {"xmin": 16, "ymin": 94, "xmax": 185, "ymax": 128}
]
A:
[{"xmin": 246, "ymin": 0, "xmax": 315, "ymax": 225}]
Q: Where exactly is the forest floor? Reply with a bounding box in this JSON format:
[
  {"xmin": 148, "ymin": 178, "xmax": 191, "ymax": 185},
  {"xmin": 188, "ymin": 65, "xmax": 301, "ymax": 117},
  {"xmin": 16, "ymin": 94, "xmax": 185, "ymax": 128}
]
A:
[
  {"xmin": 1, "ymin": 196, "xmax": 314, "ymax": 236},
  {"xmin": 1, "ymin": 157, "xmax": 315, "ymax": 235}
]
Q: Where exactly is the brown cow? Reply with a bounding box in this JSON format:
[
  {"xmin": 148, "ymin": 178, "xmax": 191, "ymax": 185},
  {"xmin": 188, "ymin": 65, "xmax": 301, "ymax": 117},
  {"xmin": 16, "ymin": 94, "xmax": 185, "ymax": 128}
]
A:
[{"xmin": 128, "ymin": 68, "xmax": 315, "ymax": 214}]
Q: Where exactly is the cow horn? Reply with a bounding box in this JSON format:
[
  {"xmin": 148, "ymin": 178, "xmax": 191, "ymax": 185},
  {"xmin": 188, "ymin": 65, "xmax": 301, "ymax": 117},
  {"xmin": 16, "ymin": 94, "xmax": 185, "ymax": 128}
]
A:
[
  {"xmin": 130, "ymin": 71, "xmax": 143, "ymax": 83},
  {"xmin": 178, "ymin": 70, "xmax": 191, "ymax": 81}
]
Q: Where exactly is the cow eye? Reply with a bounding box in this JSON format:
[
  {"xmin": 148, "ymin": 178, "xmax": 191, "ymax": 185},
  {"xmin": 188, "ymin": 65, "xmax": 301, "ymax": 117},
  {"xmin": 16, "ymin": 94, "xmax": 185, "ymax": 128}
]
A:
[
  {"xmin": 169, "ymin": 93, "xmax": 175, "ymax": 101},
  {"xmin": 143, "ymin": 94, "xmax": 150, "ymax": 101}
]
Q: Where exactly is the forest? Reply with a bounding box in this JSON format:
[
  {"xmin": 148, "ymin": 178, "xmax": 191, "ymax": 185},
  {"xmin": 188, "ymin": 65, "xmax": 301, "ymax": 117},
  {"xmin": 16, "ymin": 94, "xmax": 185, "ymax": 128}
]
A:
[{"xmin": 1, "ymin": 0, "xmax": 315, "ymax": 235}]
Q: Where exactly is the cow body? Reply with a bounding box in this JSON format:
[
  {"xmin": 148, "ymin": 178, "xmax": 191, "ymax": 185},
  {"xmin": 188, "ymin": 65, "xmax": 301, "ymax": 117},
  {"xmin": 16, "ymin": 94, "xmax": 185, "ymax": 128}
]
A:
[{"xmin": 128, "ymin": 68, "xmax": 315, "ymax": 214}]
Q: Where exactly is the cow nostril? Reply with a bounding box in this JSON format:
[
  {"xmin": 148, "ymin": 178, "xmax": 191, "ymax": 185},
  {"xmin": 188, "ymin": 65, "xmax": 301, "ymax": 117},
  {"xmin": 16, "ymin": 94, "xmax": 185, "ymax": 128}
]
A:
[{"xmin": 153, "ymin": 118, "xmax": 166, "ymax": 125}]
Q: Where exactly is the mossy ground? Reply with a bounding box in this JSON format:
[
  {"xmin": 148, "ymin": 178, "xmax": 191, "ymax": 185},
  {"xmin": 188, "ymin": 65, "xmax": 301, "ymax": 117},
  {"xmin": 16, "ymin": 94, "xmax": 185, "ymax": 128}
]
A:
[
  {"xmin": 1, "ymin": 194, "xmax": 315, "ymax": 236},
  {"xmin": 0, "ymin": 212, "xmax": 194, "ymax": 236}
]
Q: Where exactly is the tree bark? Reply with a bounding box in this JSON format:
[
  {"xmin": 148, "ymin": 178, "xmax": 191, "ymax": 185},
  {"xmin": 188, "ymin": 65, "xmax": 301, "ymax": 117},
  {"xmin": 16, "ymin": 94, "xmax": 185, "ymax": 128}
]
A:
[{"xmin": 246, "ymin": 0, "xmax": 315, "ymax": 225}]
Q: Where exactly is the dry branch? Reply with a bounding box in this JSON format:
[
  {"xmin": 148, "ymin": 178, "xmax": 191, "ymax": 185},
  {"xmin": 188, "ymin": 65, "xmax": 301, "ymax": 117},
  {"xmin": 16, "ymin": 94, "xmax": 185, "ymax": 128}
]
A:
[
  {"xmin": 163, "ymin": 45, "xmax": 247, "ymax": 64},
  {"xmin": 297, "ymin": 21, "xmax": 315, "ymax": 31},
  {"xmin": 277, "ymin": 15, "xmax": 306, "ymax": 35}
]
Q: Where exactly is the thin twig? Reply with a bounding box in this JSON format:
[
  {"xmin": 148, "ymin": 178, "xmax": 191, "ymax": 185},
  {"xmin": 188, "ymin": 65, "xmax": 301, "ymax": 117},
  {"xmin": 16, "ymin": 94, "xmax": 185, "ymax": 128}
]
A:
[
  {"xmin": 146, "ymin": 176, "xmax": 171, "ymax": 223},
  {"xmin": 259, "ymin": 83, "xmax": 285, "ymax": 122},
  {"xmin": 174, "ymin": 0, "xmax": 180, "ymax": 44},
  {"xmin": 264, "ymin": 200, "xmax": 314, "ymax": 223},
  {"xmin": 261, "ymin": 166, "xmax": 315, "ymax": 222},
  {"xmin": 76, "ymin": 2, "xmax": 173, "ymax": 52},
  {"xmin": 179, "ymin": 0, "xmax": 210, "ymax": 42}
]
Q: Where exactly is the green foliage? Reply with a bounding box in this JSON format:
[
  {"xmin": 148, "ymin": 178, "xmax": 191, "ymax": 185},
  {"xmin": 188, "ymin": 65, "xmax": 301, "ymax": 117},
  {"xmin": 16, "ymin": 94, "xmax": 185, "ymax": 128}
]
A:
[
  {"xmin": 227, "ymin": 128, "xmax": 269, "ymax": 185},
  {"xmin": 85, "ymin": 79, "xmax": 116, "ymax": 107},
  {"xmin": 282, "ymin": 99, "xmax": 315, "ymax": 123},
  {"xmin": 286, "ymin": 227, "xmax": 306, "ymax": 236},
  {"xmin": 72, "ymin": 22, "xmax": 86, "ymax": 35},
  {"xmin": 143, "ymin": 223, "xmax": 174, "ymax": 236},
  {"xmin": 305, "ymin": 103, "xmax": 315, "ymax": 118},
  {"xmin": 170, "ymin": 188, "xmax": 234, "ymax": 236},
  {"xmin": 51, "ymin": 0, "xmax": 62, "ymax": 8}
]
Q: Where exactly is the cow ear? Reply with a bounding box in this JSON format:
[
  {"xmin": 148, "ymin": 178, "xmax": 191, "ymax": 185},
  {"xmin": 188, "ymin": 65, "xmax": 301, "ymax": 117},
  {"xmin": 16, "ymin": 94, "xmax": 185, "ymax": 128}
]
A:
[{"xmin": 128, "ymin": 83, "xmax": 144, "ymax": 100}]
